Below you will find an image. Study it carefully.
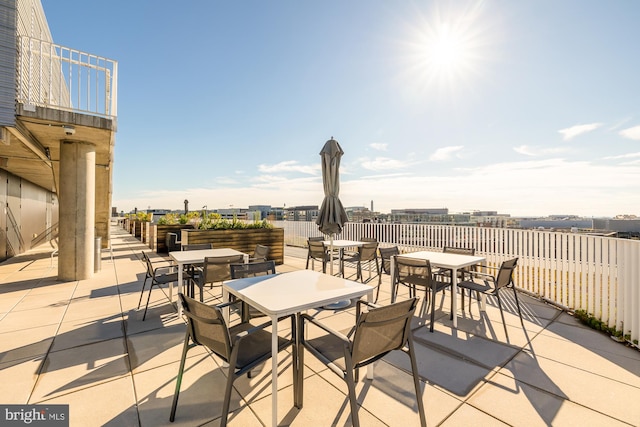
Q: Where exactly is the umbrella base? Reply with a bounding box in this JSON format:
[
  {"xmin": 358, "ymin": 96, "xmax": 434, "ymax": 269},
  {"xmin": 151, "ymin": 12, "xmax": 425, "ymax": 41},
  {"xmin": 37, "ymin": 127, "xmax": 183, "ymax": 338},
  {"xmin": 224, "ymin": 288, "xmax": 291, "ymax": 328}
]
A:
[{"xmin": 323, "ymin": 299, "xmax": 351, "ymax": 310}]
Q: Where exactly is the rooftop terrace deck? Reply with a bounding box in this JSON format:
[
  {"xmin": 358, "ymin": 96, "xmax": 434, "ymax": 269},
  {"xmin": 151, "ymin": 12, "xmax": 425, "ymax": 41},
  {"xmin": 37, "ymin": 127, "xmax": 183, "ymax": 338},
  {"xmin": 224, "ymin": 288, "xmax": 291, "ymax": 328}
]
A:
[{"xmin": 0, "ymin": 226, "xmax": 638, "ymax": 426}]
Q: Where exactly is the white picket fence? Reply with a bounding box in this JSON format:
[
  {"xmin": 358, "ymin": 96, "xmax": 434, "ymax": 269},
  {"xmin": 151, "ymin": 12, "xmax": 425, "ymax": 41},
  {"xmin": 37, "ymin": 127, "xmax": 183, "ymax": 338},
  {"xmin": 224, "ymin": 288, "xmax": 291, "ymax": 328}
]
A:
[{"xmin": 275, "ymin": 220, "xmax": 640, "ymax": 343}]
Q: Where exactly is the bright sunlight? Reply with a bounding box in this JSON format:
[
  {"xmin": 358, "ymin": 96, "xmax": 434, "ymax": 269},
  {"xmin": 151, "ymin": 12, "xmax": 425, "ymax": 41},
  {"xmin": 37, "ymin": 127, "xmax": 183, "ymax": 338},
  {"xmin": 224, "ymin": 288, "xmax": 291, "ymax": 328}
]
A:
[{"xmin": 397, "ymin": 2, "xmax": 498, "ymax": 97}]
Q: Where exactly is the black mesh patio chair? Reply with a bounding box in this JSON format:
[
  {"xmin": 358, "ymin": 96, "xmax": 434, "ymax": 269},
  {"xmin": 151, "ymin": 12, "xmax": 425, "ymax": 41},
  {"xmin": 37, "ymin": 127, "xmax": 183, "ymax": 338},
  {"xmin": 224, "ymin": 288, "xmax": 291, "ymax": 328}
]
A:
[
  {"xmin": 375, "ymin": 246, "xmax": 400, "ymax": 303},
  {"xmin": 139, "ymin": 251, "xmax": 183, "ymax": 321},
  {"xmin": 169, "ymin": 293, "xmax": 297, "ymax": 426},
  {"xmin": 305, "ymin": 239, "xmax": 330, "ymax": 273},
  {"xmin": 249, "ymin": 244, "xmax": 270, "ymax": 262},
  {"xmin": 299, "ymin": 298, "xmax": 426, "ymax": 427},
  {"xmin": 181, "ymin": 243, "xmax": 214, "ymax": 251},
  {"xmin": 190, "ymin": 254, "xmax": 245, "ymax": 302},
  {"xmin": 359, "ymin": 237, "xmax": 377, "ymax": 243},
  {"xmin": 379, "ymin": 246, "xmax": 399, "ymax": 276},
  {"xmin": 394, "ymin": 256, "xmax": 452, "ymax": 332},
  {"xmin": 165, "ymin": 232, "xmax": 181, "ymax": 252},
  {"xmin": 341, "ymin": 241, "xmax": 381, "ymax": 293},
  {"xmin": 458, "ymin": 258, "xmax": 523, "ymax": 325},
  {"xmin": 434, "ymin": 246, "xmax": 477, "ymax": 283},
  {"xmin": 230, "ymin": 260, "xmax": 277, "ymax": 321}
]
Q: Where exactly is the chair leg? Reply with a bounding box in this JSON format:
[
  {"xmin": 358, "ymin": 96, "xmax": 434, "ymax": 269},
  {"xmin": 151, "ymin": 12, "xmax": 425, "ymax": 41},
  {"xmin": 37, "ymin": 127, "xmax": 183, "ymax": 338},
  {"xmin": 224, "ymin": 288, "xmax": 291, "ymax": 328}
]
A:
[
  {"xmin": 429, "ymin": 286, "xmax": 437, "ymax": 332},
  {"xmin": 407, "ymin": 339, "xmax": 427, "ymax": 427},
  {"xmin": 221, "ymin": 364, "xmax": 237, "ymax": 427},
  {"xmin": 512, "ymin": 285, "xmax": 525, "ymax": 325},
  {"xmin": 137, "ymin": 277, "xmax": 148, "ymax": 309},
  {"xmin": 345, "ymin": 368, "xmax": 360, "ymax": 427},
  {"xmin": 169, "ymin": 331, "xmax": 191, "ymax": 422},
  {"xmin": 142, "ymin": 282, "xmax": 156, "ymax": 321}
]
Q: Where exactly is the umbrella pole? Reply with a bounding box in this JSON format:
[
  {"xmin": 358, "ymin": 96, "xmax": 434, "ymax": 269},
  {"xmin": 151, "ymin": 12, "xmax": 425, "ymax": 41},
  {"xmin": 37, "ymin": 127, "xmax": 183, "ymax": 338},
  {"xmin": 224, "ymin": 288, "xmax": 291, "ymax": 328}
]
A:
[{"xmin": 330, "ymin": 234, "xmax": 334, "ymax": 275}]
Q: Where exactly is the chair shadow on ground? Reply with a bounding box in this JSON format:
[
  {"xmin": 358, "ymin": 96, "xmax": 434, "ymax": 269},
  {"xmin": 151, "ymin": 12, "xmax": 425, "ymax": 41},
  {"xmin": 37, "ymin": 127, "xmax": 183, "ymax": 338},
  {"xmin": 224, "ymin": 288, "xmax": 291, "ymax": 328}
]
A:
[{"xmin": 389, "ymin": 290, "xmax": 571, "ymax": 425}]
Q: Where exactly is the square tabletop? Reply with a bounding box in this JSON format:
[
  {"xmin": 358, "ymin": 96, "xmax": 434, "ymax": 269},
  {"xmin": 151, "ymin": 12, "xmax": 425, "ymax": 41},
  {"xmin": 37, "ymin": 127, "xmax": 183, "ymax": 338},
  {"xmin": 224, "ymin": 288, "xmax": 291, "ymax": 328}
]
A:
[
  {"xmin": 169, "ymin": 248, "xmax": 246, "ymax": 264},
  {"xmin": 223, "ymin": 269, "xmax": 374, "ymax": 317}
]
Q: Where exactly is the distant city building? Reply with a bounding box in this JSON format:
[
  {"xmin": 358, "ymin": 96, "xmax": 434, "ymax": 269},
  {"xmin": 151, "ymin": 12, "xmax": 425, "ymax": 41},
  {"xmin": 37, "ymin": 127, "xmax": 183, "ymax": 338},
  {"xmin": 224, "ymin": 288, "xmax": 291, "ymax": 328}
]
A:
[
  {"xmin": 345, "ymin": 206, "xmax": 375, "ymax": 222},
  {"xmin": 248, "ymin": 205, "xmax": 271, "ymax": 220},
  {"xmin": 593, "ymin": 218, "xmax": 640, "ymax": 235},
  {"xmin": 517, "ymin": 216, "xmax": 593, "ymax": 230},
  {"xmin": 285, "ymin": 205, "xmax": 319, "ymax": 221},
  {"xmin": 387, "ymin": 208, "xmax": 472, "ymax": 225}
]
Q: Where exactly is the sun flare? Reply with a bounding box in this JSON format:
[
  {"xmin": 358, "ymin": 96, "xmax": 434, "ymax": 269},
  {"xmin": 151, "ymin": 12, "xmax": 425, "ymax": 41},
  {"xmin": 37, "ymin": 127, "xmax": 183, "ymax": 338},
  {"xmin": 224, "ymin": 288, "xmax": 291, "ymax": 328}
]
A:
[{"xmin": 398, "ymin": 3, "xmax": 496, "ymax": 96}]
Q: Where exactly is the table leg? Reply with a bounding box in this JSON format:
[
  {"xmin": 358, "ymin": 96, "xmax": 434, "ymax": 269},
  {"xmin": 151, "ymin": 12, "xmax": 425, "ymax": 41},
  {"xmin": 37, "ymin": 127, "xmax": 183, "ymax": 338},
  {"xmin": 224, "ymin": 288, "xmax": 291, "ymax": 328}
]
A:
[
  {"xmin": 222, "ymin": 288, "xmax": 230, "ymax": 325},
  {"xmin": 175, "ymin": 262, "xmax": 183, "ymax": 316},
  {"xmin": 451, "ymin": 268, "xmax": 458, "ymax": 328},
  {"xmin": 271, "ymin": 314, "xmax": 279, "ymax": 427},
  {"xmin": 390, "ymin": 256, "xmax": 397, "ymax": 303}
]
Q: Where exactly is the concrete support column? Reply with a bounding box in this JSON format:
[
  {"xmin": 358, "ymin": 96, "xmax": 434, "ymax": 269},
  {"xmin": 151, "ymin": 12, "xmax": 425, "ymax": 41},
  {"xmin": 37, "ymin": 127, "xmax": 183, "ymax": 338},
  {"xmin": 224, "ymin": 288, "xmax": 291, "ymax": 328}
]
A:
[{"xmin": 58, "ymin": 140, "xmax": 96, "ymax": 280}]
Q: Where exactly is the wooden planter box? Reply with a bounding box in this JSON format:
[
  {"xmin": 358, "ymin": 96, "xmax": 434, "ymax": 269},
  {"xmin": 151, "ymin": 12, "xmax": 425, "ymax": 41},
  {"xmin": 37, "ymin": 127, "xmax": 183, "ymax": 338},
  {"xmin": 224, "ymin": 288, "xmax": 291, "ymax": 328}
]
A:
[
  {"xmin": 181, "ymin": 228, "xmax": 285, "ymax": 265},
  {"xmin": 153, "ymin": 224, "xmax": 195, "ymax": 253}
]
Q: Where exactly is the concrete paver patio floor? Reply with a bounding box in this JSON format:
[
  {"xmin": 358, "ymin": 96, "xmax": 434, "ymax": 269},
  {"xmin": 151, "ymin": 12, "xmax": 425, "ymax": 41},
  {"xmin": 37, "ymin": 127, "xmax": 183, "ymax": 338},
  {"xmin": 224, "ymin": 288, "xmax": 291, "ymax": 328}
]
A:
[{"xmin": 0, "ymin": 225, "xmax": 638, "ymax": 426}]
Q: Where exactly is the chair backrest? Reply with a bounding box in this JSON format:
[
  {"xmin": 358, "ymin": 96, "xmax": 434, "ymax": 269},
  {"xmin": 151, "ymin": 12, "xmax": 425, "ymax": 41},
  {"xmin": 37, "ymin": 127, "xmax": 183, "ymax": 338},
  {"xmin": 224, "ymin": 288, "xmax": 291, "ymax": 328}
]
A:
[
  {"xmin": 182, "ymin": 243, "xmax": 214, "ymax": 251},
  {"xmin": 495, "ymin": 258, "xmax": 518, "ymax": 290},
  {"xmin": 359, "ymin": 237, "xmax": 377, "ymax": 243},
  {"xmin": 395, "ymin": 256, "xmax": 433, "ymax": 288},
  {"xmin": 179, "ymin": 293, "xmax": 232, "ymax": 360},
  {"xmin": 230, "ymin": 260, "xmax": 276, "ymax": 279},
  {"xmin": 443, "ymin": 246, "xmax": 475, "ymax": 256},
  {"xmin": 308, "ymin": 240, "xmax": 327, "ymax": 259},
  {"xmin": 351, "ymin": 298, "xmax": 418, "ymax": 365},
  {"xmin": 202, "ymin": 254, "xmax": 245, "ymax": 284},
  {"xmin": 358, "ymin": 242, "xmax": 379, "ymax": 261},
  {"xmin": 378, "ymin": 246, "xmax": 399, "ymax": 274},
  {"xmin": 308, "ymin": 236, "xmax": 324, "ymax": 242},
  {"xmin": 252, "ymin": 244, "xmax": 270, "ymax": 262},
  {"xmin": 141, "ymin": 251, "xmax": 154, "ymax": 277},
  {"xmin": 165, "ymin": 233, "xmax": 179, "ymax": 251}
]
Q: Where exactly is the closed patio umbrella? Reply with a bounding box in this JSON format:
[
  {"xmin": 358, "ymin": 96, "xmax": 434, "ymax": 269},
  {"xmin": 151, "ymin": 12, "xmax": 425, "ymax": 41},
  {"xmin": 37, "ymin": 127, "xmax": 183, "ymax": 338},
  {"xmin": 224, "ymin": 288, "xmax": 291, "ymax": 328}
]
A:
[{"xmin": 317, "ymin": 137, "xmax": 348, "ymax": 276}]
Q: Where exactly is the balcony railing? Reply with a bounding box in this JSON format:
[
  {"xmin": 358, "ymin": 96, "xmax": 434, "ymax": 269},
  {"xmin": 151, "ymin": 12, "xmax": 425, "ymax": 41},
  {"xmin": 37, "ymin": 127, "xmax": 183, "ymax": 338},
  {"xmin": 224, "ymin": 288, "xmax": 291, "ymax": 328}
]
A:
[
  {"xmin": 16, "ymin": 36, "xmax": 118, "ymax": 119},
  {"xmin": 275, "ymin": 220, "xmax": 640, "ymax": 344}
]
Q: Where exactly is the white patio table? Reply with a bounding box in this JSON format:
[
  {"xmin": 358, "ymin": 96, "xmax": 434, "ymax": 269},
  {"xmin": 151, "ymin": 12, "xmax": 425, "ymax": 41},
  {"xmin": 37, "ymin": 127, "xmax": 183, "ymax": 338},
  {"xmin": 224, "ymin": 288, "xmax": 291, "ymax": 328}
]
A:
[
  {"xmin": 168, "ymin": 248, "xmax": 247, "ymax": 312},
  {"xmin": 391, "ymin": 251, "xmax": 486, "ymax": 328},
  {"xmin": 223, "ymin": 269, "xmax": 374, "ymax": 427},
  {"xmin": 322, "ymin": 239, "xmax": 364, "ymax": 275}
]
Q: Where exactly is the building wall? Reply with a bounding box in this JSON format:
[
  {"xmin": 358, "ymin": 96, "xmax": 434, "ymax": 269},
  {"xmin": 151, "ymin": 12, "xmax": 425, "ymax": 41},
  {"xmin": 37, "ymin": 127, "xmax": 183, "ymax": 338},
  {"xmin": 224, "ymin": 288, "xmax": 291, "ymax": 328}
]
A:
[
  {"xmin": 0, "ymin": 167, "xmax": 56, "ymax": 261},
  {"xmin": 0, "ymin": 0, "xmax": 17, "ymax": 126}
]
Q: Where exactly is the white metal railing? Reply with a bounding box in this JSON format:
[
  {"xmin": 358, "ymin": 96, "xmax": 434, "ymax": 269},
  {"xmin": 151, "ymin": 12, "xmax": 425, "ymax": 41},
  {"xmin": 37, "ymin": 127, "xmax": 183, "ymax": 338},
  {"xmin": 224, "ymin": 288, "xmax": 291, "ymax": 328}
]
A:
[
  {"xmin": 275, "ymin": 220, "xmax": 640, "ymax": 343},
  {"xmin": 16, "ymin": 36, "xmax": 118, "ymax": 119}
]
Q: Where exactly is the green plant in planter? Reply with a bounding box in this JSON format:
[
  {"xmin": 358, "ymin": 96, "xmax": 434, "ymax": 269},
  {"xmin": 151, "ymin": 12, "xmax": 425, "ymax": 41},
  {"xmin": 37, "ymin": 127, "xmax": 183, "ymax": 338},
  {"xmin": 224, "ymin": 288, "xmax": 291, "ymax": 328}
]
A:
[
  {"xmin": 136, "ymin": 211, "xmax": 151, "ymax": 222},
  {"xmin": 157, "ymin": 213, "xmax": 179, "ymax": 225},
  {"xmin": 197, "ymin": 217, "xmax": 273, "ymax": 230}
]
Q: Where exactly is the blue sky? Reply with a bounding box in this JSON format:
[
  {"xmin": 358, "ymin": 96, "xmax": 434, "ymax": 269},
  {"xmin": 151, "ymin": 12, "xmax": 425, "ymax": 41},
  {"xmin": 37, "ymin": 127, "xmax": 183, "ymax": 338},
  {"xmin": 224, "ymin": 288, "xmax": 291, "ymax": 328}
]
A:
[{"xmin": 42, "ymin": 1, "xmax": 640, "ymax": 217}]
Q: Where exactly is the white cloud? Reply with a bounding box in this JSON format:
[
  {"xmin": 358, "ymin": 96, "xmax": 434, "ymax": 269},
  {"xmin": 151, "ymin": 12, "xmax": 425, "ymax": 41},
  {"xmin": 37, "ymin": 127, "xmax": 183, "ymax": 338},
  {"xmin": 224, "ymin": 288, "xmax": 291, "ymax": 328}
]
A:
[
  {"xmin": 514, "ymin": 145, "xmax": 569, "ymax": 156},
  {"xmin": 513, "ymin": 145, "xmax": 536, "ymax": 156},
  {"xmin": 258, "ymin": 160, "xmax": 319, "ymax": 175},
  {"xmin": 619, "ymin": 125, "xmax": 640, "ymax": 140},
  {"xmin": 429, "ymin": 146, "xmax": 463, "ymax": 161},
  {"xmin": 113, "ymin": 158, "xmax": 640, "ymax": 217},
  {"xmin": 370, "ymin": 143, "xmax": 388, "ymax": 151},
  {"xmin": 558, "ymin": 123, "xmax": 602, "ymax": 141},
  {"xmin": 360, "ymin": 157, "xmax": 412, "ymax": 171},
  {"xmin": 603, "ymin": 152, "xmax": 640, "ymax": 160}
]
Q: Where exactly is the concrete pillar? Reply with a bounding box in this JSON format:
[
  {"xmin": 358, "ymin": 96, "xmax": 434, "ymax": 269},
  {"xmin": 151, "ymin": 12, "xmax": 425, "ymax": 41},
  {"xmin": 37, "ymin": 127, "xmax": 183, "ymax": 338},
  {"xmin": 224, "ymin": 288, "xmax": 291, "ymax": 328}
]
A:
[{"xmin": 58, "ymin": 140, "xmax": 96, "ymax": 280}]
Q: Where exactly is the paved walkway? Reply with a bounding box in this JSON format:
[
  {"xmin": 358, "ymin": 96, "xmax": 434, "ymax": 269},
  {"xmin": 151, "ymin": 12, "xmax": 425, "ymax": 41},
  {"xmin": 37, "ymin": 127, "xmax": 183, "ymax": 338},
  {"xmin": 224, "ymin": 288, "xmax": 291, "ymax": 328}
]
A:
[{"xmin": 0, "ymin": 225, "xmax": 638, "ymax": 426}]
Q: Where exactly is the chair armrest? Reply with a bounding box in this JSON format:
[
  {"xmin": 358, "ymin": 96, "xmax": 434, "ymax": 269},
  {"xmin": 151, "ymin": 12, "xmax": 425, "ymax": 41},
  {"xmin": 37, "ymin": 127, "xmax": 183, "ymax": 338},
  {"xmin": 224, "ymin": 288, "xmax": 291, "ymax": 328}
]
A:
[
  {"xmin": 300, "ymin": 313, "xmax": 351, "ymax": 344},
  {"xmin": 356, "ymin": 300, "xmax": 380, "ymax": 318},
  {"xmin": 233, "ymin": 314, "xmax": 295, "ymax": 344},
  {"xmin": 152, "ymin": 265, "xmax": 176, "ymax": 275},
  {"xmin": 465, "ymin": 270, "xmax": 497, "ymax": 282}
]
